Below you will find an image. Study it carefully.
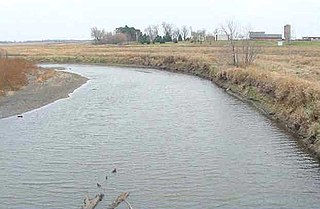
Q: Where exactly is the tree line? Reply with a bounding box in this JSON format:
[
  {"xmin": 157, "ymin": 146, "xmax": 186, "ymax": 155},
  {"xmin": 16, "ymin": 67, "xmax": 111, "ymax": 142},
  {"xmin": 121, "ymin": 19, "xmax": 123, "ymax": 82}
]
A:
[
  {"xmin": 91, "ymin": 22, "xmax": 192, "ymax": 45},
  {"xmin": 91, "ymin": 20, "xmax": 260, "ymax": 67}
]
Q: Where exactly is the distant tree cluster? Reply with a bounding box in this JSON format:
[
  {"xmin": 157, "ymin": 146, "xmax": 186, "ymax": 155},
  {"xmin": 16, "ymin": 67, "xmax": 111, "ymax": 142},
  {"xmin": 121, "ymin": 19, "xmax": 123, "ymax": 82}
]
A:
[
  {"xmin": 91, "ymin": 25, "xmax": 142, "ymax": 45},
  {"xmin": 91, "ymin": 27, "xmax": 107, "ymax": 44},
  {"xmin": 115, "ymin": 25, "xmax": 142, "ymax": 42},
  {"xmin": 138, "ymin": 34, "xmax": 151, "ymax": 44},
  {"xmin": 191, "ymin": 30, "xmax": 206, "ymax": 43},
  {"xmin": 138, "ymin": 22, "xmax": 191, "ymax": 44},
  {"xmin": 144, "ymin": 25, "xmax": 159, "ymax": 43},
  {"xmin": 91, "ymin": 22, "xmax": 192, "ymax": 45},
  {"xmin": 90, "ymin": 20, "xmax": 260, "ymax": 67}
]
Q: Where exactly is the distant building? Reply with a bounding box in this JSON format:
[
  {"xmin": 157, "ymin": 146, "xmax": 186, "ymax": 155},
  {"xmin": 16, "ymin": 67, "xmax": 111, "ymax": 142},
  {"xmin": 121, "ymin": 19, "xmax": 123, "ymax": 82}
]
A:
[
  {"xmin": 284, "ymin": 24, "xmax": 291, "ymax": 42},
  {"xmin": 302, "ymin": 37, "xmax": 320, "ymax": 41},
  {"xmin": 278, "ymin": 41, "xmax": 284, "ymax": 46},
  {"xmin": 249, "ymin": 32, "xmax": 282, "ymax": 40},
  {"xmin": 215, "ymin": 34, "xmax": 229, "ymax": 41},
  {"xmin": 206, "ymin": 35, "xmax": 216, "ymax": 42}
]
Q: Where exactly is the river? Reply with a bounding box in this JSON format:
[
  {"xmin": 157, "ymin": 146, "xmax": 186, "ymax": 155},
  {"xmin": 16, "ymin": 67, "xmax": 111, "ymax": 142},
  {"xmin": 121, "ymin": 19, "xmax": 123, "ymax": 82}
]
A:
[{"xmin": 1, "ymin": 64, "xmax": 320, "ymax": 209}]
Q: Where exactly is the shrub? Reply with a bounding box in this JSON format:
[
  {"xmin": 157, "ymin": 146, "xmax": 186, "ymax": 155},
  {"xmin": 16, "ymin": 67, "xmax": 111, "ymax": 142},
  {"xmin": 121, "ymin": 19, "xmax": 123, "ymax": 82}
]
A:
[{"xmin": 0, "ymin": 58, "xmax": 36, "ymax": 94}]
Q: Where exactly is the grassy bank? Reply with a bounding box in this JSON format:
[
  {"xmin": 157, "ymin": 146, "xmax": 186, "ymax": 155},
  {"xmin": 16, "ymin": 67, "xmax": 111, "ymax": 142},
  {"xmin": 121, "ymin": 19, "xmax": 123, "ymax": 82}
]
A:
[{"xmin": 3, "ymin": 42, "xmax": 320, "ymax": 158}]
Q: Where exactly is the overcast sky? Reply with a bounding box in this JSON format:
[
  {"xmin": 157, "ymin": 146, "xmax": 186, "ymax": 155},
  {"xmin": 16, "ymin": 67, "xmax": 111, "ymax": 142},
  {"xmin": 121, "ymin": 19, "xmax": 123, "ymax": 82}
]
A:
[{"xmin": 0, "ymin": 0, "xmax": 319, "ymax": 41}]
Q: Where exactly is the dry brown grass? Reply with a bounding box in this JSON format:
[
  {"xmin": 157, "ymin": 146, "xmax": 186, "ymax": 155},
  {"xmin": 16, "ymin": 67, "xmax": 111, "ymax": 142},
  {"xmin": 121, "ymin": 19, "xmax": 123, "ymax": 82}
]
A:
[
  {"xmin": 0, "ymin": 57, "xmax": 57, "ymax": 96},
  {"xmin": 0, "ymin": 58, "xmax": 36, "ymax": 95},
  {"xmin": 4, "ymin": 42, "xmax": 320, "ymax": 80},
  {"xmin": 2, "ymin": 42, "xmax": 320, "ymax": 155},
  {"xmin": 36, "ymin": 69, "xmax": 56, "ymax": 83},
  {"xmin": 217, "ymin": 67, "xmax": 320, "ymax": 137}
]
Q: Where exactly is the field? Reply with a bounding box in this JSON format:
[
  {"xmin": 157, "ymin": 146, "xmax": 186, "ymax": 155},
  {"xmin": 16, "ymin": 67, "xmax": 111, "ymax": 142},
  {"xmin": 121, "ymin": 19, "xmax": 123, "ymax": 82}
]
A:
[{"xmin": 2, "ymin": 41, "xmax": 320, "ymax": 156}]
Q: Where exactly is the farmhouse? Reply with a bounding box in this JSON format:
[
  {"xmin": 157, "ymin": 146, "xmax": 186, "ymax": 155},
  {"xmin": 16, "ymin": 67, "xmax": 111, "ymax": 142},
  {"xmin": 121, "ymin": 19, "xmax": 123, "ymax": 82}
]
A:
[{"xmin": 216, "ymin": 34, "xmax": 229, "ymax": 41}]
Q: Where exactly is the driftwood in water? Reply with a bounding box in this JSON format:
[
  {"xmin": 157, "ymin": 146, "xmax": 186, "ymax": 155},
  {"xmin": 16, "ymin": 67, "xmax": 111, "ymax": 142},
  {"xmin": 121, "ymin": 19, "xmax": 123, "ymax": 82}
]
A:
[
  {"xmin": 82, "ymin": 192, "xmax": 133, "ymax": 209},
  {"xmin": 82, "ymin": 193, "xmax": 104, "ymax": 209},
  {"xmin": 108, "ymin": 192, "xmax": 132, "ymax": 209}
]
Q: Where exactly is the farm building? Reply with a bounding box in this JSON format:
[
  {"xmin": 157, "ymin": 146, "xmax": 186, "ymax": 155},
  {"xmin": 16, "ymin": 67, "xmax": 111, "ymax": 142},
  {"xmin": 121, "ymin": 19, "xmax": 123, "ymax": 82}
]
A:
[
  {"xmin": 215, "ymin": 34, "xmax": 229, "ymax": 41},
  {"xmin": 249, "ymin": 32, "xmax": 282, "ymax": 40},
  {"xmin": 302, "ymin": 37, "xmax": 320, "ymax": 41},
  {"xmin": 284, "ymin": 25, "xmax": 291, "ymax": 41}
]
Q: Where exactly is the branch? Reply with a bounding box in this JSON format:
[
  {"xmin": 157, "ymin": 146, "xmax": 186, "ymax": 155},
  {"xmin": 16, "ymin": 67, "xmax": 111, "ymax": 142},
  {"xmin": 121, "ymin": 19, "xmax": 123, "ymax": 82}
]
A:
[
  {"xmin": 82, "ymin": 193, "xmax": 104, "ymax": 209},
  {"xmin": 124, "ymin": 199, "xmax": 133, "ymax": 209},
  {"xmin": 108, "ymin": 192, "xmax": 132, "ymax": 209}
]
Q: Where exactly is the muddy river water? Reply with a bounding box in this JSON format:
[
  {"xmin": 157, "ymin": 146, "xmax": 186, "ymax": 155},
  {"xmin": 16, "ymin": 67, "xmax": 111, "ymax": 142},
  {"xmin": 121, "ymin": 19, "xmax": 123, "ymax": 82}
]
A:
[{"xmin": 1, "ymin": 65, "xmax": 320, "ymax": 209}]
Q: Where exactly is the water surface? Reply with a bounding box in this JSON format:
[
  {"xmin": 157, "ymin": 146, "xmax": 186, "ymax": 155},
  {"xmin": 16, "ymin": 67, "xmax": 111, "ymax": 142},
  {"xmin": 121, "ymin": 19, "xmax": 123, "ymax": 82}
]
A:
[{"xmin": 1, "ymin": 65, "xmax": 320, "ymax": 209}]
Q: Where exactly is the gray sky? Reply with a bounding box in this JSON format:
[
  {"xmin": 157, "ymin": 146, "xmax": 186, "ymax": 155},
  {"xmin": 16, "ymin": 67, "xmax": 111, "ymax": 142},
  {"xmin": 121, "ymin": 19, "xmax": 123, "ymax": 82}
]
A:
[{"xmin": 0, "ymin": 0, "xmax": 319, "ymax": 41}]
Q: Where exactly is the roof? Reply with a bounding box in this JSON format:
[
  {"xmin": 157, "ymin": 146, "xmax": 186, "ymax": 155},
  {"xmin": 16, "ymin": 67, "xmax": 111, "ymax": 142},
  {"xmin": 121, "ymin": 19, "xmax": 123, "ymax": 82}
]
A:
[
  {"xmin": 303, "ymin": 36, "xmax": 320, "ymax": 39},
  {"xmin": 249, "ymin": 32, "xmax": 282, "ymax": 39}
]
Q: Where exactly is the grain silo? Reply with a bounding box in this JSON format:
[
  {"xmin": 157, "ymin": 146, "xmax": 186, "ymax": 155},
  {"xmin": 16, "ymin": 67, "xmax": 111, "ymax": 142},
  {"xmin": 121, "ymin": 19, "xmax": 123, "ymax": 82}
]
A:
[{"xmin": 284, "ymin": 24, "xmax": 291, "ymax": 42}]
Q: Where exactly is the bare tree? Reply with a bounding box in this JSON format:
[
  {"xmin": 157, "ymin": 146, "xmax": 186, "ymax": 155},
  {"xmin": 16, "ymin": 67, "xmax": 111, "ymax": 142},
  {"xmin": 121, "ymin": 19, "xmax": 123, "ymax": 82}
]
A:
[
  {"xmin": 90, "ymin": 29, "xmax": 128, "ymax": 45},
  {"xmin": 213, "ymin": 28, "xmax": 219, "ymax": 35},
  {"xmin": 145, "ymin": 25, "xmax": 159, "ymax": 43},
  {"xmin": 91, "ymin": 27, "xmax": 106, "ymax": 44},
  {"xmin": 241, "ymin": 29, "xmax": 260, "ymax": 67},
  {"xmin": 221, "ymin": 20, "xmax": 239, "ymax": 66},
  {"xmin": 191, "ymin": 31, "xmax": 197, "ymax": 42},
  {"xmin": 172, "ymin": 27, "xmax": 180, "ymax": 39},
  {"xmin": 181, "ymin": 25, "xmax": 189, "ymax": 41},
  {"xmin": 221, "ymin": 20, "xmax": 259, "ymax": 67},
  {"xmin": 162, "ymin": 22, "xmax": 173, "ymax": 37},
  {"xmin": 112, "ymin": 33, "xmax": 128, "ymax": 45},
  {"xmin": 191, "ymin": 29, "xmax": 206, "ymax": 43},
  {"xmin": 199, "ymin": 29, "xmax": 206, "ymax": 43},
  {"xmin": 105, "ymin": 32, "xmax": 127, "ymax": 45}
]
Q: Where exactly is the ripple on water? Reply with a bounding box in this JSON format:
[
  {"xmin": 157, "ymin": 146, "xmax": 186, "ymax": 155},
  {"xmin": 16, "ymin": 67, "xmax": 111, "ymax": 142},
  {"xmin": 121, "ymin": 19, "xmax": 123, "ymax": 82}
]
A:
[{"xmin": 0, "ymin": 65, "xmax": 320, "ymax": 209}]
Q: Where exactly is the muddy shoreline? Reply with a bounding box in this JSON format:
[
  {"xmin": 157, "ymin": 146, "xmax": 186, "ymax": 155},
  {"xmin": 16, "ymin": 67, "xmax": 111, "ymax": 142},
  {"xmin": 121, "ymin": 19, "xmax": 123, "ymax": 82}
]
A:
[{"xmin": 0, "ymin": 68, "xmax": 88, "ymax": 119}]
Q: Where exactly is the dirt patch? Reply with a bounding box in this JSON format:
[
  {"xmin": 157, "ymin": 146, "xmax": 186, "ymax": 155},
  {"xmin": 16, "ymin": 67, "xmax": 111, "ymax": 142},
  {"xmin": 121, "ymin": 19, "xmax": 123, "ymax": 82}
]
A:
[{"xmin": 0, "ymin": 68, "xmax": 88, "ymax": 119}]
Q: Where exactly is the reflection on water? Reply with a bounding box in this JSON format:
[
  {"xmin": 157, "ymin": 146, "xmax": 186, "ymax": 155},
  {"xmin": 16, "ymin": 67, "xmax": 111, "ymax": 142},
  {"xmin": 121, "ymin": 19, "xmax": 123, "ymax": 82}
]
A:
[{"xmin": 1, "ymin": 65, "xmax": 320, "ymax": 209}]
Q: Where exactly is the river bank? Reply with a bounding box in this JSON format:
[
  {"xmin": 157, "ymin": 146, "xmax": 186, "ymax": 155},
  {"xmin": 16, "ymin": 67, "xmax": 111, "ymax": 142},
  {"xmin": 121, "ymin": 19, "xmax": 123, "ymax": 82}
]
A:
[
  {"xmin": 2, "ymin": 43, "xmax": 320, "ymax": 159},
  {"xmin": 0, "ymin": 68, "xmax": 88, "ymax": 119}
]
